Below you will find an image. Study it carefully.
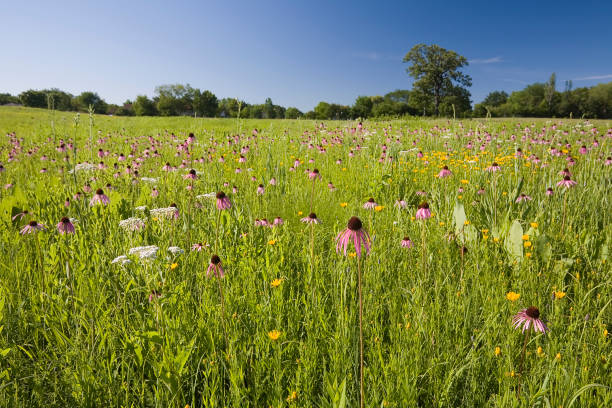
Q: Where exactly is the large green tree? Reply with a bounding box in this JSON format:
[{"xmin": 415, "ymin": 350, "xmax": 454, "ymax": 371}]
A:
[{"xmin": 403, "ymin": 44, "xmax": 472, "ymax": 116}]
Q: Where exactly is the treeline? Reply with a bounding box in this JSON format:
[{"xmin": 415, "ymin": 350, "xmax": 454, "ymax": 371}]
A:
[
  {"xmin": 2, "ymin": 77, "xmax": 612, "ymax": 119},
  {"xmin": 474, "ymin": 75, "xmax": 612, "ymax": 119}
]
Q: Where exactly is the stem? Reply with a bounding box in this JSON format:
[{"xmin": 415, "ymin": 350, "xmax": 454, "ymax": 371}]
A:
[
  {"xmin": 309, "ymin": 178, "xmax": 315, "ymax": 213},
  {"xmin": 421, "ymin": 222, "xmax": 426, "ymax": 278},
  {"xmin": 214, "ymin": 210, "xmax": 221, "ymax": 253},
  {"xmin": 216, "ymin": 272, "xmax": 229, "ymax": 351},
  {"xmin": 561, "ymin": 192, "xmax": 567, "ymax": 234},
  {"xmin": 310, "ymin": 222, "xmax": 315, "ymax": 302},
  {"xmin": 35, "ymin": 233, "xmax": 45, "ymax": 292},
  {"xmin": 357, "ymin": 255, "xmax": 364, "ymax": 408},
  {"xmin": 493, "ymin": 176, "xmax": 497, "ymax": 228},
  {"xmin": 517, "ymin": 330, "xmax": 530, "ymax": 398}
]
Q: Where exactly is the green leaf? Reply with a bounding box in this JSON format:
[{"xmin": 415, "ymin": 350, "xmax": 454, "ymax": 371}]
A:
[{"xmin": 505, "ymin": 220, "xmax": 523, "ymax": 262}]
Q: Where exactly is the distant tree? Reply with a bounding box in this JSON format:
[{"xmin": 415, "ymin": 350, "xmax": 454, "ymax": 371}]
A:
[
  {"xmin": 193, "ymin": 90, "xmax": 218, "ymax": 117},
  {"xmin": 74, "ymin": 91, "xmax": 107, "ymax": 113},
  {"xmin": 505, "ymin": 84, "xmax": 548, "ymax": 117},
  {"xmin": 133, "ymin": 95, "xmax": 157, "ymax": 116},
  {"xmin": 155, "ymin": 84, "xmax": 195, "ymax": 116},
  {"xmin": 544, "ymin": 73, "xmax": 557, "ymax": 114},
  {"xmin": 303, "ymin": 110, "xmax": 316, "ymax": 119},
  {"xmin": 0, "ymin": 93, "xmax": 20, "ymax": 105},
  {"xmin": 403, "ymin": 44, "xmax": 472, "ymax": 116},
  {"xmin": 439, "ymin": 86, "xmax": 472, "ymax": 117},
  {"xmin": 217, "ymin": 98, "xmax": 245, "ymax": 118},
  {"xmin": 19, "ymin": 90, "xmax": 47, "ymax": 108},
  {"xmin": 313, "ymin": 102, "xmax": 331, "ymax": 120},
  {"xmin": 352, "ymin": 96, "xmax": 373, "ymax": 118},
  {"xmin": 43, "ymin": 89, "xmax": 74, "ymax": 111},
  {"xmin": 586, "ymin": 82, "xmax": 612, "ymax": 118},
  {"xmin": 285, "ymin": 107, "xmax": 303, "ymax": 119},
  {"xmin": 482, "ymin": 91, "xmax": 508, "ymax": 107}
]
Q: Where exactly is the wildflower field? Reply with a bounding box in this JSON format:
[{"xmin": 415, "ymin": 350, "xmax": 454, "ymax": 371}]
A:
[{"xmin": 0, "ymin": 106, "xmax": 610, "ymax": 407}]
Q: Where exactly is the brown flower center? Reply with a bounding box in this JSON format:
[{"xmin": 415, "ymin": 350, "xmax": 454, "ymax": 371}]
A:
[
  {"xmin": 211, "ymin": 255, "xmax": 221, "ymax": 265},
  {"xmin": 347, "ymin": 216, "xmax": 363, "ymax": 231},
  {"xmin": 526, "ymin": 306, "xmax": 540, "ymax": 319}
]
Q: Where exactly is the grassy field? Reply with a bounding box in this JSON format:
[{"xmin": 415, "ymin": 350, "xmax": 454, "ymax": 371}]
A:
[{"xmin": 0, "ymin": 106, "xmax": 610, "ymax": 407}]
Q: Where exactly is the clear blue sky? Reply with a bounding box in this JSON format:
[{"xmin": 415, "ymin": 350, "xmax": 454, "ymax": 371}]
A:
[{"xmin": 1, "ymin": 0, "xmax": 611, "ymax": 111}]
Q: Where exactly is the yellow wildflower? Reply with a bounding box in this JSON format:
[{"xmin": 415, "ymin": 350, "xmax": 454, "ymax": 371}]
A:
[
  {"xmin": 297, "ymin": 211, "xmax": 303, "ymax": 216},
  {"xmin": 554, "ymin": 291, "xmax": 566, "ymax": 299},
  {"xmin": 271, "ymin": 278, "xmax": 283, "ymax": 288},
  {"xmin": 461, "ymin": 179, "xmax": 469, "ymax": 184},
  {"xmin": 340, "ymin": 202, "xmax": 348, "ymax": 208},
  {"xmin": 522, "ymin": 234, "xmax": 529, "ymax": 241},
  {"xmin": 555, "ymin": 353, "xmax": 561, "ymax": 361},
  {"xmin": 494, "ymin": 346, "xmax": 501, "ymax": 356},
  {"xmin": 524, "ymin": 241, "xmax": 532, "ymax": 248},
  {"xmin": 268, "ymin": 330, "xmax": 281, "ymax": 341},
  {"xmin": 530, "ymin": 222, "xmax": 538, "ymax": 228},
  {"xmin": 506, "ymin": 291, "xmax": 520, "ymax": 302},
  {"xmin": 268, "ymin": 239, "xmax": 277, "ymax": 245},
  {"xmin": 374, "ymin": 205, "xmax": 384, "ymax": 212},
  {"xmin": 170, "ymin": 263, "xmax": 178, "ymax": 270}
]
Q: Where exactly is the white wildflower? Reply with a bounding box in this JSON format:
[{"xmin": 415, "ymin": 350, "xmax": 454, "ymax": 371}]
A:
[
  {"xmin": 119, "ymin": 217, "xmax": 146, "ymax": 231},
  {"xmin": 150, "ymin": 207, "xmax": 179, "ymax": 218},
  {"xmin": 111, "ymin": 255, "xmax": 131, "ymax": 265},
  {"xmin": 128, "ymin": 245, "xmax": 159, "ymax": 260},
  {"xmin": 168, "ymin": 246, "xmax": 184, "ymax": 255}
]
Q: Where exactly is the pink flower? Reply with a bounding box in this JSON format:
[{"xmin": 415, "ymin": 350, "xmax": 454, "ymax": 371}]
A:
[
  {"xmin": 401, "ymin": 237, "xmax": 413, "ymax": 248},
  {"xmin": 151, "ymin": 188, "xmax": 159, "ymax": 198},
  {"xmin": 269, "ymin": 178, "xmax": 277, "ymax": 186},
  {"xmin": 273, "ymin": 217, "xmax": 284, "ymax": 226},
  {"xmin": 301, "ymin": 213, "xmax": 320, "ymax": 224},
  {"xmin": 486, "ymin": 162, "xmax": 501, "ymax": 172},
  {"xmin": 335, "ymin": 216, "xmax": 370, "ymax": 257},
  {"xmin": 363, "ymin": 198, "xmax": 377, "ymax": 210},
  {"xmin": 256, "ymin": 184, "xmax": 265, "ymax": 195},
  {"xmin": 216, "ymin": 191, "xmax": 231, "ymax": 210},
  {"xmin": 191, "ymin": 242, "xmax": 208, "ymax": 251},
  {"xmin": 308, "ymin": 168, "xmax": 321, "ymax": 180},
  {"xmin": 515, "ymin": 194, "xmax": 532, "ymax": 203},
  {"xmin": 57, "ymin": 217, "xmax": 75, "ymax": 234},
  {"xmin": 546, "ymin": 187, "xmax": 554, "ymax": 196},
  {"xmin": 556, "ymin": 176, "xmax": 577, "ymax": 188},
  {"xmin": 90, "ymin": 189, "xmax": 110, "ymax": 206},
  {"xmin": 559, "ymin": 168, "xmax": 571, "ymax": 177},
  {"xmin": 512, "ymin": 306, "xmax": 549, "ymax": 334},
  {"xmin": 184, "ymin": 169, "xmax": 197, "ymax": 180},
  {"xmin": 207, "ymin": 255, "xmax": 225, "ymax": 278},
  {"xmin": 21, "ymin": 220, "xmax": 46, "ymax": 234},
  {"xmin": 415, "ymin": 202, "xmax": 431, "ymax": 220},
  {"xmin": 437, "ymin": 165, "xmax": 452, "ymax": 178},
  {"xmin": 394, "ymin": 199, "xmax": 407, "ymax": 209},
  {"xmin": 328, "ymin": 182, "xmax": 336, "ymax": 191}
]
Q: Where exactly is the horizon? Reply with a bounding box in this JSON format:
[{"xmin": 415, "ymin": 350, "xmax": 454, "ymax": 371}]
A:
[{"xmin": 2, "ymin": 0, "xmax": 612, "ymax": 111}]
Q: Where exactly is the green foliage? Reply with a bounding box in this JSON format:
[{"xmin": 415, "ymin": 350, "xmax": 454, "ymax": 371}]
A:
[
  {"xmin": 0, "ymin": 107, "xmax": 610, "ymax": 406},
  {"xmin": 133, "ymin": 95, "xmax": 157, "ymax": 117},
  {"xmin": 74, "ymin": 91, "xmax": 108, "ymax": 114},
  {"xmin": 403, "ymin": 43, "xmax": 472, "ymax": 116},
  {"xmin": 0, "ymin": 93, "xmax": 20, "ymax": 105},
  {"xmin": 284, "ymin": 107, "xmax": 303, "ymax": 119}
]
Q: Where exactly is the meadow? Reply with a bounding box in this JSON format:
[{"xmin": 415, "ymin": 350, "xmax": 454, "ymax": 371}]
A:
[{"xmin": 0, "ymin": 106, "xmax": 610, "ymax": 407}]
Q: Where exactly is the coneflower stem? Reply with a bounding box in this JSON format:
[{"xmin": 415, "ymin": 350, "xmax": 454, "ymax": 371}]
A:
[
  {"xmin": 561, "ymin": 192, "xmax": 567, "ymax": 234},
  {"xmin": 309, "ymin": 179, "xmax": 315, "ymax": 213},
  {"xmin": 421, "ymin": 222, "xmax": 427, "ymax": 278},
  {"xmin": 216, "ymin": 273, "xmax": 229, "ymax": 351},
  {"xmin": 517, "ymin": 330, "xmax": 530, "ymax": 398},
  {"xmin": 357, "ymin": 255, "xmax": 364, "ymax": 408},
  {"xmin": 214, "ymin": 210, "xmax": 221, "ymax": 253},
  {"xmin": 310, "ymin": 222, "xmax": 315, "ymax": 302},
  {"xmin": 35, "ymin": 233, "xmax": 45, "ymax": 292}
]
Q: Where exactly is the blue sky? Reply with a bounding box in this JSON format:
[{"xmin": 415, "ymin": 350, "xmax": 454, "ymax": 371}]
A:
[{"xmin": 1, "ymin": 0, "xmax": 611, "ymax": 111}]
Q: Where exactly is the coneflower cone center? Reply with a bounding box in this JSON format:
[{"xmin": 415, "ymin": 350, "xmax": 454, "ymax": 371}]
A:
[
  {"xmin": 28, "ymin": 220, "xmax": 37, "ymax": 227},
  {"xmin": 96, "ymin": 188, "xmax": 104, "ymax": 195},
  {"xmin": 308, "ymin": 212, "xmax": 317, "ymax": 219},
  {"xmin": 216, "ymin": 191, "xmax": 226, "ymax": 199},
  {"xmin": 61, "ymin": 217, "xmax": 70, "ymax": 223},
  {"xmin": 526, "ymin": 306, "xmax": 540, "ymax": 319},
  {"xmin": 564, "ymin": 175, "xmax": 571, "ymax": 181},
  {"xmin": 347, "ymin": 216, "xmax": 363, "ymax": 231},
  {"xmin": 211, "ymin": 255, "xmax": 221, "ymax": 265},
  {"xmin": 418, "ymin": 202, "xmax": 429, "ymax": 209}
]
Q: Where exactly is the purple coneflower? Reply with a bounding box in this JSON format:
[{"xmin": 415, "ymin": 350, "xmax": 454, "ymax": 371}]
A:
[
  {"xmin": 191, "ymin": 242, "xmax": 208, "ymax": 251},
  {"xmin": 486, "ymin": 162, "xmax": 501, "ymax": 172},
  {"xmin": 605, "ymin": 156, "xmax": 611, "ymax": 166},
  {"xmin": 308, "ymin": 168, "xmax": 321, "ymax": 180},
  {"xmin": 148, "ymin": 289, "xmax": 162, "ymax": 303},
  {"xmin": 515, "ymin": 194, "xmax": 532, "ymax": 203},
  {"xmin": 556, "ymin": 176, "xmax": 577, "ymax": 188},
  {"xmin": 12, "ymin": 210, "xmax": 29, "ymax": 221},
  {"xmin": 256, "ymin": 184, "xmax": 265, "ymax": 195},
  {"xmin": 336, "ymin": 216, "xmax": 370, "ymax": 257},
  {"xmin": 415, "ymin": 190, "xmax": 427, "ymax": 196},
  {"xmin": 363, "ymin": 198, "xmax": 377, "ymax": 210},
  {"xmin": 328, "ymin": 182, "xmax": 336, "ymax": 191},
  {"xmin": 546, "ymin": 187, "xmax": 554, "ymax": 196},
  {"xmin": 394, "ymin": 199, "xmax": 407, "ymax": 209},
  {"xmin": 301, "ymin": 213, "xmax": 320, "ymax": 224},
  {"xmin": 401, "ymin": 237, "xmax": 413, "ymax": 248},
  {"xmin": 216, "ymin": 191, "xmax": 231, "ymax": 210},
  {"xmin": 151, "ymin": 188, "xmax": 159, "ymax": 198},
  {"xmin": 269, "ymin": 177, "xmax": 277, "ymax": 186},
  {"xmin": 415, "ymin": 202, "xmax": 431, "ymax": 220},
  {"xmin": 559, "ymin": 168, "xmax": 571, "ymax": 177},
  {"xmin": 90, "ymin": 188, "xmax": 110, "ymax": 206},
  {"xmin": 273, "ymin": 217, "xmax": 284, "ymax": 226},
  {"xmin": 512, "ymin": 306, "xmax": 549, "ymax": 334},
  {"xmin": 21, "ymin": 220, "xmax": 46, "ymax": 234},
  {"xmin": 207, "ymin": 255, "xmax": 225, "ymax": 278},
  {"xmin": 57, "ymin": 217, "xmax": 75, "ymax": 234},
  {"xmin": 184, "ymin": 169, "xmax": 197, "ymax": 180},
  {"xmin": 437, "ymin": 165, "xmax": 452, "ymax": 178}
]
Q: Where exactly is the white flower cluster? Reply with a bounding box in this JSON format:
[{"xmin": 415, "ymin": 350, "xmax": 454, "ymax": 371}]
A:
[
  {"xmin": 196, "ymin": 192, "xmax": 216, "ymax": 200},
  {"xmin": 111, "ymin": 255, "xmax": 131, "ymax": 265},
  {"xmin": 134, "ymin": 206, "xmax": 147, "ymax": 211},
  {"xmin": 141, "ymin": 177, "xmax": 158, "ymax": 183},
  {"xmin": 167, "ymin": 246, "xmax": 184, "ymax": 255},
  {"xmin": 68, "ymin": 162, "xmax": 97, "ymax": 174},
  {"xmin": 128, "ymin": 245, "xmax": 159, "ymax": 260},
  {"xmin": 150, "ymin": 207, "xmax": 178, "ymax": 218},
  {"xmin": 119, "ymin": 217, "xmax": 146, "ymax": 231}
]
